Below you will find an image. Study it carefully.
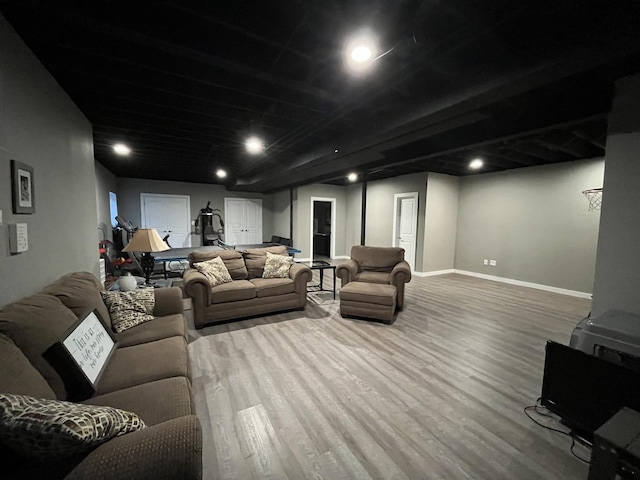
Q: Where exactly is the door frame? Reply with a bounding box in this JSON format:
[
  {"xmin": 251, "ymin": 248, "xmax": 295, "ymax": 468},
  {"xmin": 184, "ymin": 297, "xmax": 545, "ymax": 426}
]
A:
[
  {"xmin": 310, "ymin": 196, "xmax": 336, "ymax": 260},
  {"xmin": 140, "ymin": 193, "xmax": 192, "ymax": 247},
  {"xmin": 392, "ymin": 192, "xmax": 418, "ymax": 271}
]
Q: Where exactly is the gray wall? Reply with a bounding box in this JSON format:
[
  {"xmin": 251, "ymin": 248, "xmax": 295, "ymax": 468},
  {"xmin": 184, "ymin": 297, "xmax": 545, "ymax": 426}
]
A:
[
  {"xmin": 423, "ymin": 173, "xmax": 460, "ymax": 272},
  {"xmin": 95, "ymin": 161, "xmax": 117, "ymax": 244},
  {"xmin": 592, "ymin": 74, "xmax": 640, "ymax": 316},
  {"xmin": 345, "ymin": 183, "xmax": 363, "ymax": 255},
  {"xmin": 365, "ymin": 172, "xmax": 427, "ymax": 269},
  {"xmin": 0, "ymin": 14, "xmax": 99, "ymax": 306},
  {"xmin": 455, "ymin": 159, "xmax": 604, "ymax": 293},
  {"xmin": 116, "ymin": 177, "xmax": 272, "ymax": 247},
  {"xmin": 270, "ymin": 189, "xmax": 292, "ymax": 240},
  {"xmin": 294, "ymin": 184, "xmax": 348, "ymax": 259}
]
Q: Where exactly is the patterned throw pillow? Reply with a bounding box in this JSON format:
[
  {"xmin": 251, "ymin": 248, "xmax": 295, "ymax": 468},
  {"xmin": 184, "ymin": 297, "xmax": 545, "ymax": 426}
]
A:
[
  {"xmin": 0, "ymin": 393, "xmax": 145, "ymax": 459},
  {"xmin": 194, "ymin": 256, "xmax": 233, "ymax": 287},
  {"xmin": 100, "ymin": 288, "xmax": 155, "ymax": 333},
  {"xmin": 262, "ymin": 252, "xmax": 293, "ymax": 278}
]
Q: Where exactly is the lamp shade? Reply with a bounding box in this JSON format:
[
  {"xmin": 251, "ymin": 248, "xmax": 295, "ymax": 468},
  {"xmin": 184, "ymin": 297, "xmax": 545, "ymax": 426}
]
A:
[{"xmin": 122, "ymin": 228, "xmax": 170, "ymax": 253}]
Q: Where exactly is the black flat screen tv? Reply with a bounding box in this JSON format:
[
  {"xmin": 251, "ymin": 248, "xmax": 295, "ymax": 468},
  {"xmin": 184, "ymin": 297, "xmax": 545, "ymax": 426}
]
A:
[{"xmin": 541, "ymin": 340, "xmax": 640, "ymax": 441}]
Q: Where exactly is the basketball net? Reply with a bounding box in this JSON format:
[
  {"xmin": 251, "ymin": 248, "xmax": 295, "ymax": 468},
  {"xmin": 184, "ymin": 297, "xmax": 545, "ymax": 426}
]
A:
[{"xmin": 582, "ymin": 188, "xmax": 603, "ymax": 211}]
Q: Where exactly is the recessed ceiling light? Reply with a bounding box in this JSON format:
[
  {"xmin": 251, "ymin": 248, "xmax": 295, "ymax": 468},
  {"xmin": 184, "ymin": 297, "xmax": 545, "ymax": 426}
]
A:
[
  {"xmin": 113, "ymin": 143, "xmax": 131, "ymax": 156},
  {"xmin": 347, "ymin": 173, "xmax": 358, "ymax": 182},
  {"xmin": 245, "ymin": 136, "xmax": 264, "ymax": 154},
  {"xmin": 469, "ymin": 158, "xmax": 483, "ymax": 170},
  {"xmin": 216, "ymin": 169, "xmax": 227, "ymax": 179},
  {"xmin": 334, "ymin": 148, "xmax": 339, "ymax": 153},
  {"xmin": 351, "ymin": 45, "xmax": 372, "ymax": 63}
]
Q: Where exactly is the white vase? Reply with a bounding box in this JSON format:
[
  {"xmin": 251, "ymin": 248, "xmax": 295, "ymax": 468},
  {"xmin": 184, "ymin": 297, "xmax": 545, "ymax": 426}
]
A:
[{"xmin": 119, "ymin": 273, "xmax": 137, "ymax": 292}]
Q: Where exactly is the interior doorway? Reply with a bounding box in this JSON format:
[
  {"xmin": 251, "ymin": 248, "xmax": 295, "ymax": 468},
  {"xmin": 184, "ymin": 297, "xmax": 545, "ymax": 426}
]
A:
[
  {"xmin": 310, "ymin": 197, "xmax": 336, "ymax": 261},
  {"xmin": 392, "ymin": 192, "xmax": 418, "ymax": 271},
  {"xmin": 141, "ymin": 193, "xmax": 191, "ymax": 248}
]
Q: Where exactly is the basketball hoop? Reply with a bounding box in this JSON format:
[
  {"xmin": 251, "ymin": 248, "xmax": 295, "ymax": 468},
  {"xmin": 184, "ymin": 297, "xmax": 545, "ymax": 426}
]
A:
[{"xmin": 582, "ymin": 188, "xmax": 603, "ymax": 211}]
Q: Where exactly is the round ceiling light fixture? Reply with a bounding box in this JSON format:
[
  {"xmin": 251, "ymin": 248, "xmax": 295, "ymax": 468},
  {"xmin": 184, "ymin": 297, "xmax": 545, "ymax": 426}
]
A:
[
  {"xmin": 344, "ymin": 31, "xmax": 378, "ymax": 74},
  {"xmin": 216, "ymin": 169, "xmax": 227, "ymax": 179},
  {"xmin": 347, "ymin": 172, "xmax": 358, "ymax": 182},
  {"xmin": 245, "ymin": 136, "xmax": 264, "ymax": 154},
  {"xmin": 469, "ymin": 158, "xmax": 484, "ymax": 170},
  {"xmin": 113, "ymin": 143, "xmax": 131, "ymax": 156}
]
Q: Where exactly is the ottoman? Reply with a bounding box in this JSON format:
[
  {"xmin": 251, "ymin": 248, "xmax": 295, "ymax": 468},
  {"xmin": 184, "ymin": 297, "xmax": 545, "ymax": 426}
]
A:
[{"xmin": 339, "ymin": 281, "xmax": 397, "ymax": 324}]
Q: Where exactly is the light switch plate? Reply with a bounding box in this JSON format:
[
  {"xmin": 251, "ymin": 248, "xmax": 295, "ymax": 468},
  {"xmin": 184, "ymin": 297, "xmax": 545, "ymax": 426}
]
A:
[{"xmin": 0, "ymin": 209, "xmax": 3, "ymax": 226}]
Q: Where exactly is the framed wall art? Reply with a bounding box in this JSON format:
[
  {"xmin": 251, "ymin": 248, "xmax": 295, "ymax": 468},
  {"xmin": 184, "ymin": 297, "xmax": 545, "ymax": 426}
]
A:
[{"xmin": 11, "ymin": 159, "xmax": 35, "ymax": 214}]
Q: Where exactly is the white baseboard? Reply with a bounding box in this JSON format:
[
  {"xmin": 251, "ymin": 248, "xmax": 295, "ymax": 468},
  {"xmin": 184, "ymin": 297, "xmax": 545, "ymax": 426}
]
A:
[
  {"xmin": 416, "ymin": 268, "xmax": 592, "ymax": 299},
  {"xmin": 332, "ymin": 255, "xmax": 350, "ymax": 260},
  {"xmin": 413, "ymin": 269, "xmax": 454, "ymax": 277}
]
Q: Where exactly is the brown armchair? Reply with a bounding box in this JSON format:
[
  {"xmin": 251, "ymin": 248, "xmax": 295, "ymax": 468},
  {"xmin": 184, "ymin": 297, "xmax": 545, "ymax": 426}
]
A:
[{"xmin": 337, "ymin": 245, "xmax": 412, "ymax": 309}]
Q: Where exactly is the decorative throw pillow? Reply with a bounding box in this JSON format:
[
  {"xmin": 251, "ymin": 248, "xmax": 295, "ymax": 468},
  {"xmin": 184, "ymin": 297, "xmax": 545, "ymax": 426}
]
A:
[
  {"xmin": 262, "ymin": 252, "xmax": 293, "ymax": 278},
  {"xmin": 100, "ymin": 289, "xmax": 155, "ymax": 333},
  {"xmin": 194, "ymin": 256, "xmax": 233, "ymax": 287},
  {"xmin": 0, "ymin": 393, "xmax": 146, "ymax": 460}
]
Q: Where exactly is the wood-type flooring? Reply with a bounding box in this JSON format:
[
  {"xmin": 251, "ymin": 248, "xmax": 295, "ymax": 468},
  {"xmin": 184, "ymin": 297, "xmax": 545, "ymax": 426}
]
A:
[{"xmin": 187, "ymin": 273, "xmax": 592, "ymax": 479}]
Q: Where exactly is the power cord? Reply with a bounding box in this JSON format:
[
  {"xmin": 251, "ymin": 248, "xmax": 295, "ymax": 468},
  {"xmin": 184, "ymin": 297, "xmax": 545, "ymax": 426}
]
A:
[{"xmin": 523, "ymin": 398, "xmax": 591, "ymax": 464}]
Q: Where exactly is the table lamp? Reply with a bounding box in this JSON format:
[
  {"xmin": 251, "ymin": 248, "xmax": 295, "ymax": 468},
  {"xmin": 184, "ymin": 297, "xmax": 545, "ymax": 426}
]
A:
[{"xmin": 122, "ymin": 228, "xmax": 170, "ymax": 285}]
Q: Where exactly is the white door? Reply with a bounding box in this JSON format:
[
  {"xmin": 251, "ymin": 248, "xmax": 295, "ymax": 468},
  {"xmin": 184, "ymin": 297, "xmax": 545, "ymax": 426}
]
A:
[
  {"xmin": 224, "ymin": 198, "xmax": 262, "ymax": 245},
  {"xmin": 393, "ymin": 192, "xmax": 418, "ymax": 270},
  {"xmin": 141, "ymin": 194, "xmax": 191, "ymax": 248}
]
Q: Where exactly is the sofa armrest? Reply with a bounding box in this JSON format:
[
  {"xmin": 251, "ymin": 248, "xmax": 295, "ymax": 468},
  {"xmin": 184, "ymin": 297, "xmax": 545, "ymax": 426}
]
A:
[
  {"xmin": 390, "ymin": 260, "xmax": 412, "ymax": 310},
  {"xmin": 153, "ymin": 287, "xmax": 184, "ymax": 316},
  {"xmin": 66, "ymin": 415, "xmax": 202, "ymax": 480},
  {"xmin": 336, "ymin": 259, "xmax": 359, "ymax": 286},
  {"xmin": 183, "ymin": 268, "xmax": 211, "ymax": 305},
  {"xmin": 289, "ymin": 263, "xmax": 312, "ymax": 293}
]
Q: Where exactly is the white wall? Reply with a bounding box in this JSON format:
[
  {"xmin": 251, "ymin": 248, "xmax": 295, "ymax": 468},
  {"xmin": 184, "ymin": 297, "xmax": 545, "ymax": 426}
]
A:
[
  {"xmin": 592, "ymin": 74, "xmax": 640, "ymax": 316},
  {"xmin": 0, "ymin": 14, "xmax": 99, "ymax": 307},
  {"xmin": 455, "ymin": 159, "xmax": 604, "ymax": 293},
  {"xmin": 423, "ymin": 173, "xmax": 460, "ymax": 272}
]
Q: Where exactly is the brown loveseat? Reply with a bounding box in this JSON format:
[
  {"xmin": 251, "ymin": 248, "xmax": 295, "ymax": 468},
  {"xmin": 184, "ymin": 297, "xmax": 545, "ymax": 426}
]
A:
[
  {"xmin": 183, "ymin": 246, "xmax": 312, "ymax": 328},
  {"xmin": 0, "ymin": 272, "xmax": 201, "ymax": 480},
  {"xmin": 337, "ymin": 245, "xmax": 412, "ymax": 309}
]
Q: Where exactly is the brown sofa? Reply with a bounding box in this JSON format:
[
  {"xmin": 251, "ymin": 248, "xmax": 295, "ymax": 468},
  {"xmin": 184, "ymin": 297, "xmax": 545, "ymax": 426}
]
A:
[
  {"xmin": 336, "ymin": 245, "xmax": 412, "ymax": 309},
  {"xmin": 0, "ymin": 272, "xmax": 201, "ymax": 480},
  {"xmin": 183, "ymin": 246, "xmax": 312, "ymax": 328}
]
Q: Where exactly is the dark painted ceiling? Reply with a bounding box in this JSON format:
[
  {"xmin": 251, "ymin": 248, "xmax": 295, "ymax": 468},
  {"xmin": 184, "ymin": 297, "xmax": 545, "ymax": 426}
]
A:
[{"xmin": 2, "ymin": 1, "xmax": 640, "ymax": 193}]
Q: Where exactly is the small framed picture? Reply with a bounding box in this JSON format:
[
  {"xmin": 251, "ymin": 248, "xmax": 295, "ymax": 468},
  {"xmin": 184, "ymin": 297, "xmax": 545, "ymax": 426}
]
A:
[{"xmin": 11, "ymin": 159, "xmax": 35, "ymax": 214}]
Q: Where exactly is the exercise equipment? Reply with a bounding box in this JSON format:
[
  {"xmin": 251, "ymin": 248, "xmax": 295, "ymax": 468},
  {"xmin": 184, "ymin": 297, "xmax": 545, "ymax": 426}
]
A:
[{"xmin": 195, "ymin": 201, "xmax": 224, "ymax": 246}]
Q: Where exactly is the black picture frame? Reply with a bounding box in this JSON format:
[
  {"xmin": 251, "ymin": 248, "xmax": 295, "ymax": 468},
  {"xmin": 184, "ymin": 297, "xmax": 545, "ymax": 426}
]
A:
[
  {"xmin": 46, "ymin": 310, "xmax": 118, "ymax": 400},
  {"xmin": 11, "ymin": 159, "xmax": 35, "ymax": 214}
]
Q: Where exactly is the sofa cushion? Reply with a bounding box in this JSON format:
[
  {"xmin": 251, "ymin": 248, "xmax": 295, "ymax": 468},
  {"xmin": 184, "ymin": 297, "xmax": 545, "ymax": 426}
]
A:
[
  {"xmin": 40, "ymin": 272, "xmax": 112, "ymax": 329},
  {"xmin": 351, "ymin": 245, "xmax": 405, "ymax": 272},
  {"xmin": 189, "ymin": 249, "xmax": 248, "ymax": 280},
  {"xmin": 355, "ymin": 271, "xmax": 392, "ymax": 284},
  {"xmin": 115, "ymin": 313, "xmax": 186, "ymax": 347},
  {"xmin": 210, "ymin": 280, "xmax": 256, "ymax": 304},
  {"xmin": 0, "ymin": 334, "xmax": 56, "ymax": 400},
  {"xmin": 0, "ymin": 294, "xmax": 78, "ymax": 400},
  {"xmin": 193, "ymin": 256, "xmax": 233, "ymax": 287},
  {"xmin": 262, "ymin": 252, "xmax": 293, "ymax": 278},
  {"xmin": 83, "ymin": 376, "xmax": 194, "ymax": 426},
  {"xmin": 250, "ymin": 278, "xmax": 296, "ymax": 298},
  {"xmin": 101, "ymin": 289, "xmax": 155, "ymax": 333},
  {"xmin": 0, "ymin": 393, "xmax": 145, "ymax": 460},
  {"xmin": 243, "ymin": 246, "xmax": 288, "ymax": 278},
  {"xmin": 95, "ymin": 336, "xmax": 190, "ymax": 395}
]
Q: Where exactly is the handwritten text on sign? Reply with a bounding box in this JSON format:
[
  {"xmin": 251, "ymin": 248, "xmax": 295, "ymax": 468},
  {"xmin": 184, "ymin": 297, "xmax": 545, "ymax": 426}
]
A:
[{"xmin": 63, "ymin": 312, "xmax": 115, "ymax": 384}]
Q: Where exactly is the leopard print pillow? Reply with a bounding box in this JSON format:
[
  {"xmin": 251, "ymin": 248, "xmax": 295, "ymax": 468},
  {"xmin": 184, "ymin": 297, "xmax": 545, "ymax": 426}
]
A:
[
  {"xmin": 101, "ymin": 288, "xmax": 155, "ymax": 333},
  {"xmin": 194, "ymin": 256, "xmax": 233, "ymax": 287},
  {"xmin": 262, "ymin": 252, "xmax": 293, "ymax": 278},
  {"xmin": 0, "ymin": 393, "xmax": 145, "ymax": 459}
]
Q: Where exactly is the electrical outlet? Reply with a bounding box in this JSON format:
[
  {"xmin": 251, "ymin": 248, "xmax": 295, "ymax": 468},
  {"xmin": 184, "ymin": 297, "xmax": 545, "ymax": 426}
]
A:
[
  {"xmin": 483, "ymin": 259, "xmax": 489, "ymax": 265},
  {"xmin": 489, "ymin": 259, "xmax": 497, "ymax": 267}
]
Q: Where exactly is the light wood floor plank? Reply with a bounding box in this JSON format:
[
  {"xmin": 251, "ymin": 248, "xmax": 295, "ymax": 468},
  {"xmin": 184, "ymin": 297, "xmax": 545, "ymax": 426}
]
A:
[{"xmin": 187, "ymin": 273, "xmax": 591, "ymax": 479}]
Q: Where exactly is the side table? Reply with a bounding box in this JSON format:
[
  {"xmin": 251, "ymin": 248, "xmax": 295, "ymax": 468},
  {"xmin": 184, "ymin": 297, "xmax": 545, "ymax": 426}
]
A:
[{"xmin": 299, "ymin": 260, "xmax": 336, "ymax": 300}]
